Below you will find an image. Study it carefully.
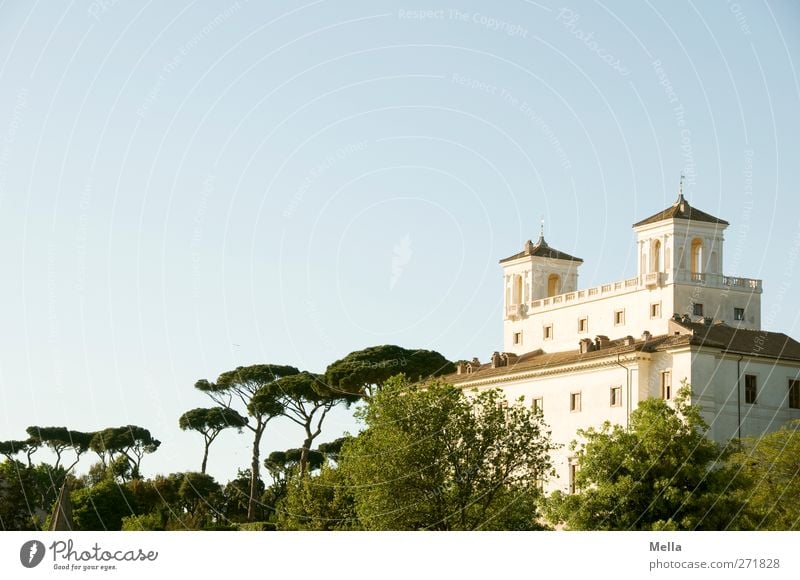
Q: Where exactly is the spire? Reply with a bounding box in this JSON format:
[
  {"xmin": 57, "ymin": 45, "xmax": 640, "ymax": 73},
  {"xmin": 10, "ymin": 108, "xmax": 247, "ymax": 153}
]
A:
[
  {"xmin": 537, "ymin": 217, "xmax": 547, "ymax": 246},
  {"xmin": 676, "ymin": 173, "xmax": 686, "ymax": 206}
]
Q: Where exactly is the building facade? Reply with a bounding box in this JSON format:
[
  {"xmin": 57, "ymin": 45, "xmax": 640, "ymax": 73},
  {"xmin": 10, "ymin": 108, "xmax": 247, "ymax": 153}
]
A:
[{"xmin": 448, "ymin": 194, "xmax": 800, "ymax": 494}]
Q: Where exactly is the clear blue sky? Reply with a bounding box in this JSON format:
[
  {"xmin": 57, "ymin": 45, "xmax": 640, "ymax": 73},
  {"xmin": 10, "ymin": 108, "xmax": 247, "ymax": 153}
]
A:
[{"xmin": 0, "ymin": 0, "xmax": 798, "ymax": 483}]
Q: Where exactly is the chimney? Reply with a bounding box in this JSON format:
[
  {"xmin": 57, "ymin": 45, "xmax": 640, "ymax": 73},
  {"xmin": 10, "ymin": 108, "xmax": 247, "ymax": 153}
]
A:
[
  {"xmin": 579, "ymin": 338, "xmax": 594, "ymax": 354},
  {"xmin": 642, "ymin": 330, "xmax": 652, "ymax": 342},
  {"xmin": 456, "ymin": 362, "xmax": 466, "ymax": 375},
  {"xmin": 471, "ymin": 357, "xmax": 480, "ymax": 366},
  {"xmin": 623, "ymin": 335, "xmax": 635, "ymax": 346},
  {"xmin": 595, "ymin": 335, "xmax": 610, "ymax": 349},
  {"xmin": 703, "ymin": 317, "xmax": 713, "ymax": 326},
  {"xmin": 672, "ymin": 313, "xmax": 681, "ymax": 321},
  {"xmin": 491, "ymin": 352, "xmax": 502, "ymax": 368},
  {"xmin": 681, "ymin": 314, "xmax": 692, "ymax": 324}
]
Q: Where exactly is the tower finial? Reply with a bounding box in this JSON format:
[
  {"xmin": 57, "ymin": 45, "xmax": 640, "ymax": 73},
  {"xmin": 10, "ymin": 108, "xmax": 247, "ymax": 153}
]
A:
[
  {"xmin": 540, "ymin": 216, "xmax": 544, "ymax": 239},
  {"xmin": 678, "ymin": 172, "xmax": 685, "ymax": 202}
]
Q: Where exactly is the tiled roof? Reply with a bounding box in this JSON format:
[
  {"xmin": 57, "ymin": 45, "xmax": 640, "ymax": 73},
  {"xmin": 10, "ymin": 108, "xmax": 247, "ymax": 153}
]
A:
[
  {"xmin": 633, "ymin": 194, "xmax": 729, "ymax": 228},
  {"xmin": 499, "ymin": 236, "xmax": 583, "ymax": 264},
  {"xmin": 681, "ymin": 321, "xmax": 800, "ymax": 360},
  {"xmin": 445, "ymin": 321, "xmax": 800, "ymax": 384}
]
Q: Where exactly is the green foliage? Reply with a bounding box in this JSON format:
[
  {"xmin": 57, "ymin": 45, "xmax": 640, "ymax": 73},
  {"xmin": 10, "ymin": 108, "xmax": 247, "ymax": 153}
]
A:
[
  {"xmin": 277, "ymin": 464, "xmax": 357, "ymax": 530},
  {"xmin": 274, "ymin": 372, "xmax": 345, "ymax": 475},
  {"xmin": 177, "ymin": 472, "xmax": 222, "ymax": 518},
  {"xmin": 0, "ymin": 460, "xmax": 41, "ymax": 530},
  {"xmin": 726, "ymin": 420, "xmax": 800, "ymax": 530},
  {"xmin": 236, "ymin": 521, "xmax": 275, "ymax": 531},
  {"xmin": 265, "ymin": 448, "xmax": 325, "ymax": 482},
  {"xmin": 0, "ymin": 439, "xmax": 29, "ymax": 459},
  {"xmin": 0, "ymin": 439, "xmax": 38, "ymax": 467},
  {"xmin": 325, "ymin": 345, "xmax": 454, "ymax": 399},
  {"xmin": 71, "ymin": 479, "xmax": 136, "ymax": 531},
  {"xmin": 121, "ymin": 511, "xmax": 167, "ymax": 531},
  {"xmin": 545, "ymin": 383, "xmax": 751, "ymax": 530},
  {"xmin": 195, "ymin": 364, "xmax": 299, "ymax": 521},
  {"xmin": 90, "ymin": 426, "xmax": 161, "ymax": 479},
  {"xmin": 96, "ymin": 472, "xmax": 225, "ymax": 531},
  {"xmin": 0, "ymin": 459, "xmax": 72, "ymax": 530},
  {"xmin": 222, "ymin": 469, "xmax": 267, "ymax": 523},
  {"xmin": 179, "ymin": 407, "xmax": 247, "ymax": 473},
  {"xmin": 337, "ymin": 376, "xmax": 553, "ymax": 530},
  {"xmin": 195, "ymin": 364, "xmax": 300, "ymax": 405},
  {"xmin": 317, "ymin": 436, "xmax": 351, "ymax": 461}
]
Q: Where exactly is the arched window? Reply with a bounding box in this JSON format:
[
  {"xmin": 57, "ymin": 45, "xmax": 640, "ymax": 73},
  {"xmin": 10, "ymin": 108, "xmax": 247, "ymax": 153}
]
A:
[
  {"xmin": 513, "ymin": 275, "xmax": 523, "ymax": 304},
  {"xmin": 547, "ymin": 274, "xmax": 560, "ymax": 297},
  {"xmin": 691, "ymin": 238, "xmax": 703, "ymax": 274},
  {"xmin": 651, "ymin": 240, "xmax": 662, "ymax": 272}
]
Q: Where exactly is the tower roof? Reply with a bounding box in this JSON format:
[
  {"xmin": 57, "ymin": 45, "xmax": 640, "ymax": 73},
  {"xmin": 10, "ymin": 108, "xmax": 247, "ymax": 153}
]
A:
[
  {"xmin": 499, "ymin": 234, "xmax": 583, "ymax": 264},
  {"xmin": 633, "ymin": 193, "xmax": 729, "ymax": 228}
]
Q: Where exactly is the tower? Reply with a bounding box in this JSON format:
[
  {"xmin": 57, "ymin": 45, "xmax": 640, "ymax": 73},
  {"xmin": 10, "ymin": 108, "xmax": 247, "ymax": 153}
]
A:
[
  {"xmin": 633, "ymin": 190, "xmax": 728, "ymax": 288},
  {"xmin": 500, "ymin": 186, "xmax": 762, "ymax": 356},
  {"xmin": 500, "ymin": 228, "xmax": 583, "ymax": 354}
]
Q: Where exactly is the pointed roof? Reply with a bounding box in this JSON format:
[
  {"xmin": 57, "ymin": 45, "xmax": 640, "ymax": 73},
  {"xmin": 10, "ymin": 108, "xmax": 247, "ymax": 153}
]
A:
[
  {"xmin": 48, "ymin": 478, "xmax": 73, "ymax": 531},
  {"xmin": 633, "ymin": 193, "xmax": 729, "ymax": 228},
  {"xmin": 499, "ymin": 234, "xmax": 583, "ymax": 264}
]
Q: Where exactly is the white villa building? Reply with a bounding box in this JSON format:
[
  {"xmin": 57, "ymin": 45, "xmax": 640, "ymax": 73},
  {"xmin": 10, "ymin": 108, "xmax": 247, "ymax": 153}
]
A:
[{"xmin": 447, "ymin": 193, "xmax": 800, "ymax": 494}]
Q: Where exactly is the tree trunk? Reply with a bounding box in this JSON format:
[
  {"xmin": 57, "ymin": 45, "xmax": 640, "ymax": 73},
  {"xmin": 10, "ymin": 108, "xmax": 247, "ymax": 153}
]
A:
[
  {"xmin": 300, "ymin": 434, "xmax": 313, "ymax": 477},
  {"xmin": 201, "ymin": 445, "xmax": 209, "ymax": 475},
  {"xmin": 248, "ymin": 421, "xmax": 264, "ymax": 522}
]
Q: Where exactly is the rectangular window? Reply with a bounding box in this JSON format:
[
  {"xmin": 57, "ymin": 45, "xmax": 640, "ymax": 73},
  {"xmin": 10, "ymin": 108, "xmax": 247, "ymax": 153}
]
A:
[
  {"xmin": 531, "ymin": 397, "xmax": 543, "ymax": 414},
  {"xmin": 661, "ymin": 370, "xmax": 672, "ymax": 400},
  {"xmin": 650, "ymin": 303, "xmax": 661, "ymax": 318},
  {"xmin": 790, "ymin": 379, "xmax": 800, "ymax": 409},
  {"xmin": 693, "ymin": 303, "xmax": 704, "ymax": 316},
  {"xmin": 578, "ymin": 317, "xmax": 588, "ymax": 333},
  {"xmin": 610, "ymin": 386, "xmax": 622, "ymax": 407},
  {"xmin": 745, "ymin": 374, "xmax": 757, "ymax": 405},
  {"xmin": 734, "ymin": 307, "xmax": 745, "ymax": 321},
  {"xmin": 513, "ymin": 331, "xmax": 522, "ymax": 345},
  {"xmin": 614, "ymin": 309, "xmax": 625, "ymax": 325},
  {"xmin": 568, "ymin": 462, "xmax": 578, "ymax": 494},
  {"xmin": 570, "ymin": 392, "xmax": 581, "ymax": 412},
  {"xmin": 543, "ymin": 325, "xmax": 553, "ymax": 340}
]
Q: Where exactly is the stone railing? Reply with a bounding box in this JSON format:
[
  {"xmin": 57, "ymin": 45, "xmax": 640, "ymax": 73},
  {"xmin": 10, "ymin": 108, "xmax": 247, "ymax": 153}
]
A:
[
  {"xmin": 506, "ymin": 272, "xmax": 762, "ymax": 319},
  {"xmin": 682, "ymin": 272, "xmax": 762, "ymax": 290}
]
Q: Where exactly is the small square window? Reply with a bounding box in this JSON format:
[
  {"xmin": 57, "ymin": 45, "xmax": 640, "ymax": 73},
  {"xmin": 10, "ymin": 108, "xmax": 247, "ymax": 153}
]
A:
[
  {"xmin": 650, "ymin": 303, "xmax": 661, "ymax": 318},
  {"xmin": 578, "ymin": 317, "xmax": 588, "ymax": 333},
  {"xmin": 745, "ymin": 374, "xmax": 757, "ymax": 405},
  {"xmin": 734, "ymin": 307, "xmax": 745, "ymax": 321},
  {"xmin": 543, "ymin": 325, "xmax": 553, "ymax": 340},
  {"xmin": 570, "ymin": 392, "xmax": 581, "ymax": 412},
  {"xmin": 531, "ymin": 397, "xmax": 543, "ymax": 414},
  {"xmin": 513, "ymin": 331, "xmax": 522, "ymax": 345},
  {"xmin": 614, "ymin": 310, "xmax": 625, "ymax": 325},
  {"xmin": 789, "ymin": 379, "xmax": 800, "ymax": 409},
  {"xmin": 610, "ymin": 386, "xmax": 622, "ymax": 407},
  {"xmin": 693, "ymin": 303, "xmax": 704, "ymax": 316},
  {"xmin": 661, "ymin": 370, "xmax": 672, "ymax": 400}
]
